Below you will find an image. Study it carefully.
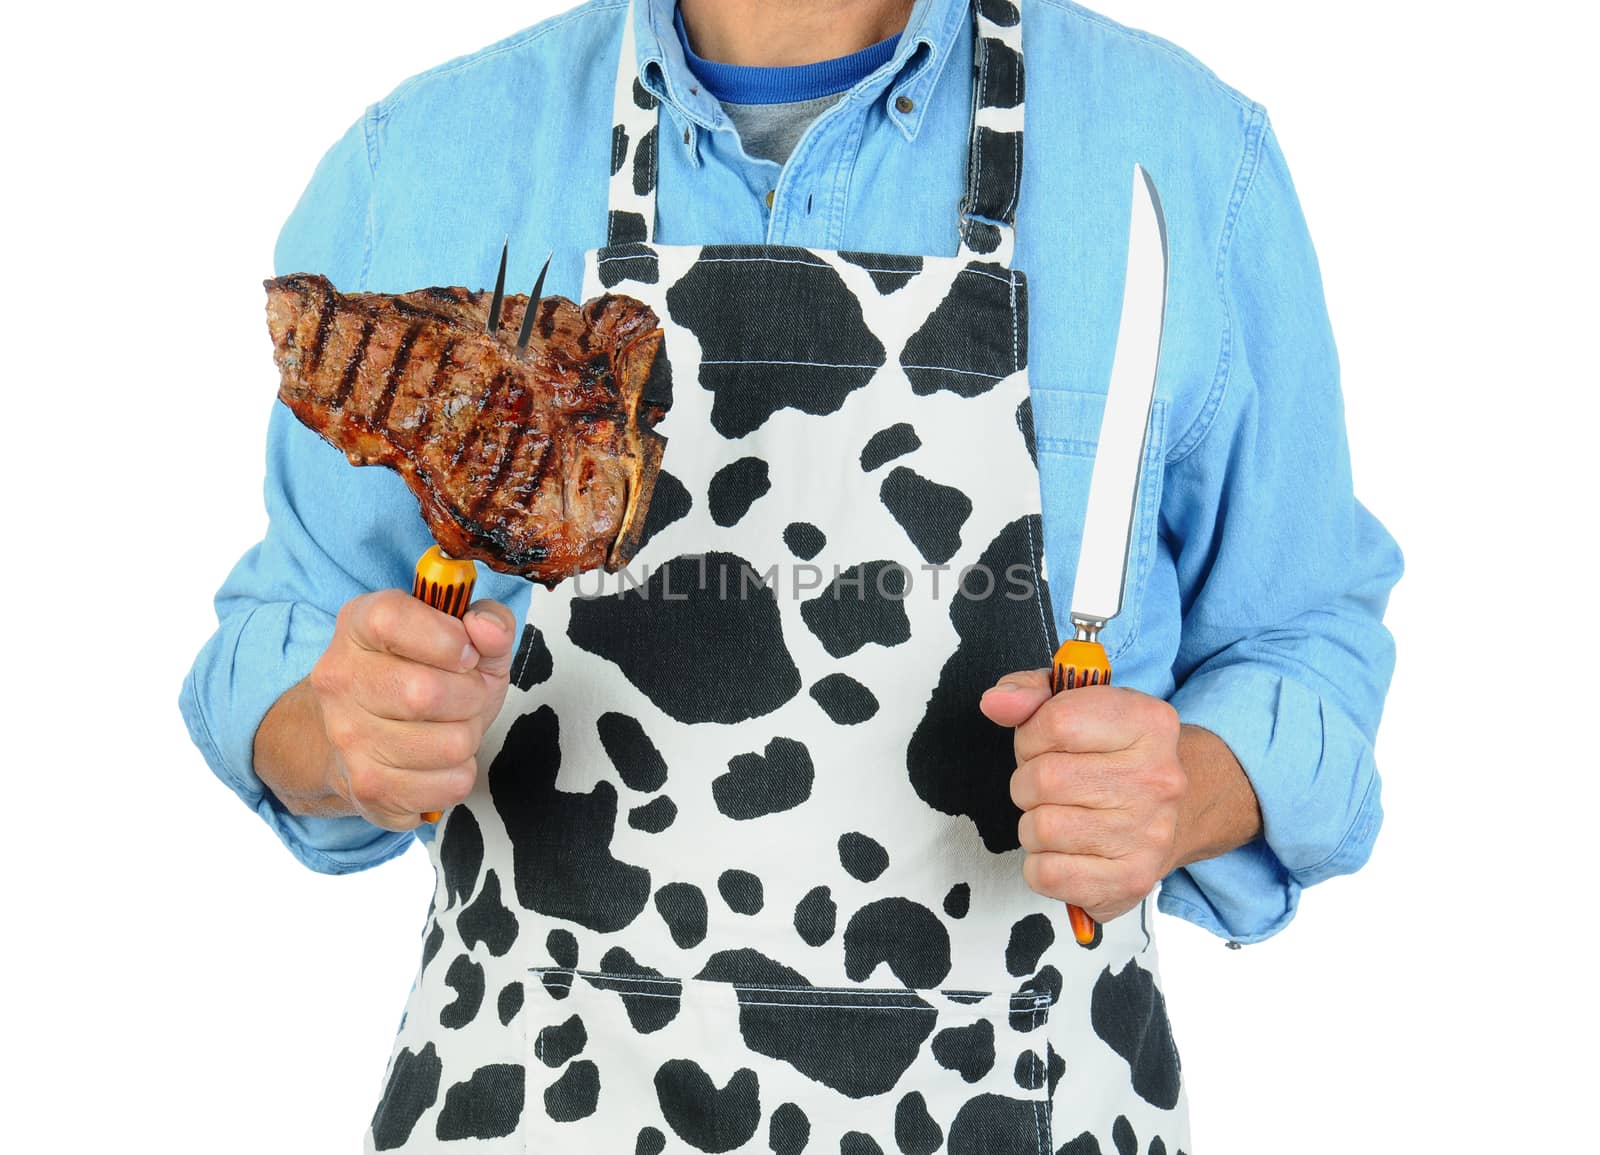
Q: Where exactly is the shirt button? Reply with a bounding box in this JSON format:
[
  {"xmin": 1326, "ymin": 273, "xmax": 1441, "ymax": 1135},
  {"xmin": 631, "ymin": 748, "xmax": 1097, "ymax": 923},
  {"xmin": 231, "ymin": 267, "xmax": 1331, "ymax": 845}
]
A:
[
  {"xmin": 765, "ymin": 189, "xmax": 775, "ymax": 210},
  {"xmin": 895, "ymin": 95, "xmax": 915, "ymax": 114}
]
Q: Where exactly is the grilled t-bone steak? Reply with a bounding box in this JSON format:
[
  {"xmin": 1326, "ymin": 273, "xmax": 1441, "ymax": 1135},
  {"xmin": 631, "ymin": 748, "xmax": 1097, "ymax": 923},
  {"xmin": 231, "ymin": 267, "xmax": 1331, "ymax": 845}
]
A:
[{"xmin": 264, "ymin": 273, "xmax": 667, "ymax": 584}]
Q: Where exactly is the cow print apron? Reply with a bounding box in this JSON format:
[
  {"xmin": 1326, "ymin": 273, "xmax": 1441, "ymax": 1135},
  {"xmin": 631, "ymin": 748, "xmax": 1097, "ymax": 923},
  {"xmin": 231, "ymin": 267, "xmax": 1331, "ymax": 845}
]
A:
[{"xmin": 367, "ymin": 3, "xmax": 1189, "ymax": 1151}]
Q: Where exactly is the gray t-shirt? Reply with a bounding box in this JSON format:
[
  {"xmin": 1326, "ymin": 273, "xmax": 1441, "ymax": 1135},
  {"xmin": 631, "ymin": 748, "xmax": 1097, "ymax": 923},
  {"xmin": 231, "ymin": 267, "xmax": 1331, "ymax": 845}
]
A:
[{"xmin": 721, "ymin": 94, "xmax": 844, "ymax": 166}]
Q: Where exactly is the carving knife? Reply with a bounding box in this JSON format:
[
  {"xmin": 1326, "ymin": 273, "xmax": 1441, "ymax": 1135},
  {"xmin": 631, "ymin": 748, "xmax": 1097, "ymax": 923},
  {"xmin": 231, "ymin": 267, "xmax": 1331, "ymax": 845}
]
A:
[{"xmin": 1050, "ymin": 164, "xmax": 1170, "ymax": 948}]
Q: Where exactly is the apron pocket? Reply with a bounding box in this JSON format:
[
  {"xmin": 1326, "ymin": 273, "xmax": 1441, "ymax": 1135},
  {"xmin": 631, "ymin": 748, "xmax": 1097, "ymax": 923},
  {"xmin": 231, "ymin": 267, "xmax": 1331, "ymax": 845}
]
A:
[{"xmin": 524, "ymin": 966, "xmax": 1053, "ymax": 1153}]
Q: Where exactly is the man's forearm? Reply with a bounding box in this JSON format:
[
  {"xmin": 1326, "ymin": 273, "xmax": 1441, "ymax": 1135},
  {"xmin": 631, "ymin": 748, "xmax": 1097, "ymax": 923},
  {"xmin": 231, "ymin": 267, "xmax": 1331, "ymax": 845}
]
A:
[
  {"xmin": 1170, "ymin": 723, "xmax": 1262, "ymax": 871},
  {"xmin": 253, "ymin": 677, "xmax": 353, "ymax": 818}
]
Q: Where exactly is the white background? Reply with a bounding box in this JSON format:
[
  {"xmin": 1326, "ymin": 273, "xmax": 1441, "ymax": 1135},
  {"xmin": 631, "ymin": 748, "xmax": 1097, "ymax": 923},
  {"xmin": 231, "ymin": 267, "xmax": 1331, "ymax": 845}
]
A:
[{"xmin": 5, "ymin": 1, "xmax": 1594, "ymax": 1150}]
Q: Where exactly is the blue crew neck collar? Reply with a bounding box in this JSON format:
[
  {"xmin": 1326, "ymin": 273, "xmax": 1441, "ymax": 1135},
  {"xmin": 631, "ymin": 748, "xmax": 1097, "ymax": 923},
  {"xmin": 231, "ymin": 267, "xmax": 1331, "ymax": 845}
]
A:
[{"xmin": 673, "ymin": 5, "xmax": 901, "ymax": 105}]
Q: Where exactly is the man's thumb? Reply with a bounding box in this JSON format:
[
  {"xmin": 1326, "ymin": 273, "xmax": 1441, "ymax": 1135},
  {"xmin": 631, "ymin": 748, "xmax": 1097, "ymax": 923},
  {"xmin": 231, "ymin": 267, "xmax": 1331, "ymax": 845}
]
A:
[{"xmin": 463, "ymin": 601, "xmax": 517, "ymax": 678}]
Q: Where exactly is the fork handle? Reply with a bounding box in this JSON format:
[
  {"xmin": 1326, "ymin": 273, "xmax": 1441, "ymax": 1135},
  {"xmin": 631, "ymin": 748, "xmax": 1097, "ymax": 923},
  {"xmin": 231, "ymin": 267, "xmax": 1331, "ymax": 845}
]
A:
[
  {"xmin": 413, "ymin": 546, "xmax": 478, "ymax": 823},
  {"xmin": 1050, "ymin": 638, "xmax": 1111, "ymax": 949}
]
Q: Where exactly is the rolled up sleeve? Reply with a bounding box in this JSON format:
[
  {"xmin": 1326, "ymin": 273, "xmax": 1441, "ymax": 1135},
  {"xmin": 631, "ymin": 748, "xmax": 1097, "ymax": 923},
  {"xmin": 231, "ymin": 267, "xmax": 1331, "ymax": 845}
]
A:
[
  {"xmin": 1156, "ymin": 115, "xmax": 1403, "ymax": 943},
  {"xmin": 178, "ymin": 108, "xmax": 417, "ymax": 874}
]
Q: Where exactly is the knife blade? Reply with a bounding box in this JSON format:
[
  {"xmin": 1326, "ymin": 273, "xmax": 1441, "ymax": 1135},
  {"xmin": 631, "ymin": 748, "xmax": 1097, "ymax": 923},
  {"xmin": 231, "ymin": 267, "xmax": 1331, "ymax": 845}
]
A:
[{"xmin": 1050, "ymin": 163, "xmax": 1170, "ymax": 947}]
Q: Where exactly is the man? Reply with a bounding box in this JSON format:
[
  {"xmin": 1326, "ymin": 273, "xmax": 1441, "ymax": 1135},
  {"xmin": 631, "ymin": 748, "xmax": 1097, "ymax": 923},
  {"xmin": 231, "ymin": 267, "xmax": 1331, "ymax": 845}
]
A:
[{"xmin": 181, "ymin": 0, "xmax": 1401, "ymax": 1150}]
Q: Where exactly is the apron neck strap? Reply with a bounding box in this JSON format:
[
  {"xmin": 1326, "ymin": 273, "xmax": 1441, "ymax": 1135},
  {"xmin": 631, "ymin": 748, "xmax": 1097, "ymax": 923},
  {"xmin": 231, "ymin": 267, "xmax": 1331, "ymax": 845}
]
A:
[{"xmin": 606, "ymin": 0, "xmax": 1027, "ymax": 263}]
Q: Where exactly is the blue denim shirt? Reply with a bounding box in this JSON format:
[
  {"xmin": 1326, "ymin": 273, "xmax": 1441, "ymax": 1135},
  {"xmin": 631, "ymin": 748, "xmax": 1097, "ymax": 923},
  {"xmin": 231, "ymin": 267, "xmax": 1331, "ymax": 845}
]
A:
[{"xmin": 179, "ymin": 0, "xmax": 1402, "ymax": 945}]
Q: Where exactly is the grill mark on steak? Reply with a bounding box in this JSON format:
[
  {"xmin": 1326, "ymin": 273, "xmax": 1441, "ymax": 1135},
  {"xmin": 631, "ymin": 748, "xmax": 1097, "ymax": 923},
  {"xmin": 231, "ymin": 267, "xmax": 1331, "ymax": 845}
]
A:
[
  {"xmin": 334, "ymin": 317, "xmax": 378, "ymax": 411},
  {"xmin": 374, "ymin": 322, "xmax": 423, "ymax": 424},
  {"xmin": 306, "ymin": 291, "xmax": 337, "ymax": 373},
  {"xmin": 266, "ymin": 272, "xmax": 666, "ymax": 583}
]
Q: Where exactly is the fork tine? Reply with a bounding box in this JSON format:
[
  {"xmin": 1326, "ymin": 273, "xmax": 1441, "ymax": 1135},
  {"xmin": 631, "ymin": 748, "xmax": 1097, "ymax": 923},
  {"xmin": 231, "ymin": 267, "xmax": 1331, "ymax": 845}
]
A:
[
  {"xmin": 486, "ymin": 236, "xmax": 508, "ymax": 334},
  {"xmin": 516, "ymin": 251, "xmax": 554, "ymax": 351}
]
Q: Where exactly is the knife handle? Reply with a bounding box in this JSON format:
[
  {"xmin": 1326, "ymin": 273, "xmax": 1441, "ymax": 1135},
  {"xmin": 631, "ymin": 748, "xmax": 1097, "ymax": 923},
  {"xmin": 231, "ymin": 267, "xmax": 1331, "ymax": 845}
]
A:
[
  {"xmin": 413, "ymin": 546, "xmax": 478, "ymax": 824},
  {"xmin": 1050, "ymin": 638, "xmax": 1111, "ymax": 949}
]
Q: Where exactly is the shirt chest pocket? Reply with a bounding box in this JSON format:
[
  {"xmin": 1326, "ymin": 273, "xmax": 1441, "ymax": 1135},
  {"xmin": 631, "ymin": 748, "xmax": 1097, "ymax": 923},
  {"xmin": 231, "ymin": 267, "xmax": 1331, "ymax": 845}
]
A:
[
  {"xmin": 1030, "ymin": 387, "xmax": 1168, "ymax": 664},
  {"xmin": 522, "ymin": 967, "xmax": 1053, "ymax": 1153}
]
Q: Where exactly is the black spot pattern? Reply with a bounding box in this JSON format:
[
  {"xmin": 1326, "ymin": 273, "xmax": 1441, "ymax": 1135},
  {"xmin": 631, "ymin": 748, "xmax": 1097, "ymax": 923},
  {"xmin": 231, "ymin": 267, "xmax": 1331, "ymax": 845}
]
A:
[
  {"xmin": 931, "ymin": 1019, "xmax": 995, "ymax": 1083},
  {"xmin": 879, "ymin": 468, "xmax": 972, "ymax": 564},
  {"xmin": 570, "ymin": 553, "xmax": 802, "ymax": 724},
  {"xmin": 947, "ymin": 1094, "xmax": 1041, "ymax": 1155},
  {"xmin": 1091, "ymin": 960, "xmax": 1182, "ymax": 1109},
  {"xmin": 629, "ymin": 795, "xmax": 678, "ymax": 832},
  {"xmin": 654, "ymin": 882, "xmax": 709, "ymax": 949},
  {"xmin": 838, "ymin": 832, "xmax": 889, "ymax": 882},
  {"xmin": 714, "ymin": 736, "xmax": 815, "ymax": 819},
  {"xmin": 440, "ymin": 954, "xmax": 485, "ymax": 1030},
  {"xmin": 609, "ymin": 210, "xmax": 648, "ymax": 245},
  {"xmin": 636, "ymin": 468, "xmax": 691, "ymax": 552},
  {"xmin": 1149, "ymin": 1139, "xmax": 1167, "ymax": 1155},
  {"xmin": 1016, "ymin": 396, "xmax": 1038, "ymax": 465},
  {"xmin": 899, "ymin": 264, "xmax": 1019, "ymax": 397},
  {"xmin": 611, "ymin": 123, "xmax": 629, "ymax": 176},
  {"xmin": 633, "ymin": 124, "xmax": 658, "ymax": 197},
  {"xmin": 809, "ymin": 673, "xmax": 879, "ymax": 724},
  {"xmin": 598, "ymin": 711, "xmax": 669, "ymax": 793},
  {"xmin": 978, "ymin": 0, "xmax": 1020, "ymax": 26},
  {"xmin": 842, "ymin": 1134, "xmax": 886, "ymax": 1155},
  {"xmin": 840, "ymin": 250, "xmax": 923, "ymax": 295},
  {"xmin": 459, "ymin": 869, "xmax": 518, "ymax": 957},
  {"xmin": 719, "ymin": 869, "xmax": 764, "ymax": 914},
  {"xmin": 1058, "ymin": 1133, "xmax": 1105, "ymax": 1155},
  {"xmin": 769, "ymin": 1102, "xmax": 811, "ymax": 1155},
  {"xmin": 859, "ymin": 422, "xmax": 923, "ymax": 471},
  {"xmin": 708, "ymin": 457, "xmax": 772, "ymax": 527},
  {"xmin": 793, "ymin": 885, "xmax": 837, "ymax": 947},
  {"xmin": 978, "ymin": 36, "xmax": 1024, "ymax": 109},
  {"xmin": 1113, "ymin": 1116, "xmax": 1137, "ymax": 1155},
  {"xmin": 594, "ymin": 947, "xmax": 682, "ymax": 1034},
  {"xmin": 542, "ymin": 971, "xmax": 573, "ymax": 1001},
  {"xmin": 544, "ymin": 1059, "xmax": 601, "ymax": 1123},
  {"xmin": 370, "ymin": 1043, "xmax": 441, "ymax": 1151},
  {"xmin": 440, "ymin": 806, "xmax": 483, "ymax": 909},
  {"xmin": 666, "ymin": 245, "xmax": 886, "ymax": 438},
  {"xmin": 1014, "ymin": 1049, "xmax": 1046, "ymax": 1090},
  {"xmin": 633, "ymin": 78, "xmax": 657, "ymax": 109},
  {"xmin": 490, "ymin": 706, "xmax": 652, "ymax": 933},
  {"xmin": 1047, "ymin": 1045, "xmax": 1066, "ymax": 1097},
  {"xmin": 598, "ymin": 240, "xmax": 659, "ymax": 288},
  {"xmin": 1006, "ymin": 913, "xmax": 1056, "ymax": 977},
  {"xmin": 783, "ymin": 521, "xmax": 827, "ymax": 560},
  {"xmin": 654, "ymin": 1060, "xmax": 762, "ymax": 1153},
  {"xmin": 701, "ymin": 949, "xmax": 936, "ymax": 1100},
  {"xmin": 944, "ymin": 883, "xmax": 971, "ymax": 919},
  {"xmin": 895, "ymin": 1092, "xmax": 944, "ymax": 1155},
  {"xmin": 1010, "ymin": 967, "xmax": 1062, "ymax": 1030},
  {"xmin": 435, "ymin": 1063, "xmax": 524, "ymax": 1141},
  {"xmin": 535, "ymin": 1014, "xmax": 588, "ymax": 1068},
  {"xmin": 497, "ymin": 982, "xmax": 524, "ymax": 1027},
  {"xmin": 800, "ymin": 561, "xmax": 911, "ymax": 658},
  {"xmin": 843, "ymin": 898, "xmax": 951, "ymax": 988},
  {"xmin": 962, "ymin": 220, "xmax": 1002, "ymax": 255},
  {"xmin": 637, "ymin": 1127, "xmax": 667, "ymax": 1155},
  {"xmin": 510, "ymin": 625, "xmax": 553, "ymax": 690},
  {"xmin": 547, "ymin": 928, "xmax": 579, "ymax": 969},
  {"xmin": 908, "ymin": 516, "xmax": 1053, "ymax": 851},
  {"xmin": 421, "ymin": 921, "xmax": 445, "ymax": 973},
  {"xmin": 967, "ymin": 131, "xmax": 1021, "ymax": 226}
]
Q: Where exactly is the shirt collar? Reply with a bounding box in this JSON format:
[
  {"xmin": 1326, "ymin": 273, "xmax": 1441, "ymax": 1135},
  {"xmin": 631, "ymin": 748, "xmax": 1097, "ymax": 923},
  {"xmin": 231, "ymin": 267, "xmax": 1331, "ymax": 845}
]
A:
[{"xmin": 632, "ymin": 0, "xmax": 971, "ymax": 158}]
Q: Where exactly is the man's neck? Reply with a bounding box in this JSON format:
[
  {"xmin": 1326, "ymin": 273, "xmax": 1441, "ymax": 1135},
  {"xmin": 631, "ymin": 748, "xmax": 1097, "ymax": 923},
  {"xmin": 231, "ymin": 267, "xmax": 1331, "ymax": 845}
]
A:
[{"xmin": 676, "ymin": 0, "xmax": 916, "ymax": 67}]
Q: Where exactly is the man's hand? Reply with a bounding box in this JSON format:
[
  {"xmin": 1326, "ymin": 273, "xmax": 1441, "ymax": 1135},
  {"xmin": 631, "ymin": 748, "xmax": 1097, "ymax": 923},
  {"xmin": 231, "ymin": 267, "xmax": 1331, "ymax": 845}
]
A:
[
  {"xmin": 303, "ymin": 590, "xmax": 516, "ymax": 830},
  {"xmin": 980, "ymin": 669, "xmax": 1264, "ymax": 923},
  {"xmin": 981, "ymin": 669, "xmax": 1187, "ymax": 923}
]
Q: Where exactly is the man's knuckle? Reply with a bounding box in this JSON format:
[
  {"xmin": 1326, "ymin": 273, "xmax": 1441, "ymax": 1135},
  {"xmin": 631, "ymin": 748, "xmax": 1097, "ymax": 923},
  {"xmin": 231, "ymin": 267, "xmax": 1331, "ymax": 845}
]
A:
[
  {"xmin": 346, "ymin": 763, "xmax": 385, "ymax": 805},
  {"xmin": 439, "ymin": 725, "xmax": 478, "ymax": 766},
  {"xmin": 400, "ymin": 673, "xmax": 439, "ymax": 716}
]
